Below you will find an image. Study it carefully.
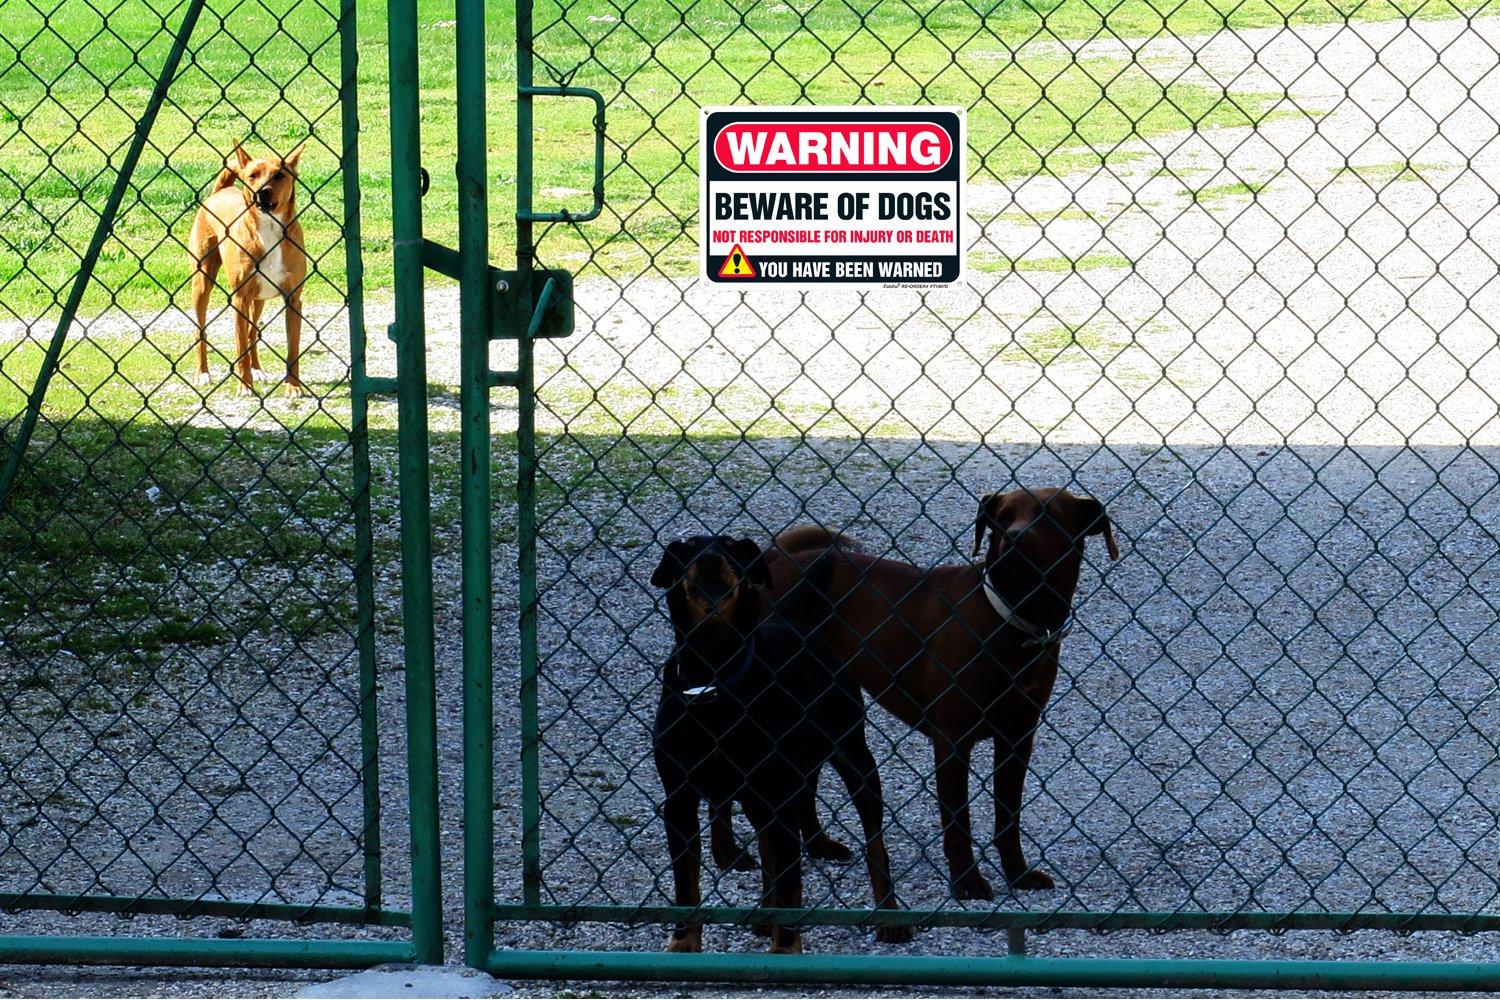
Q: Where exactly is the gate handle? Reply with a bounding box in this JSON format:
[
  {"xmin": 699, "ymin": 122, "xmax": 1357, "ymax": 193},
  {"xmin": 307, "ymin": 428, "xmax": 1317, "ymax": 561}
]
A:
[
  {"xmin": 526, "ymin": 276, "xmax": 558, "ymax": 339},
  {"xmin": 519, "ymin": 84, "xmax": 605, "ymax": 223}
]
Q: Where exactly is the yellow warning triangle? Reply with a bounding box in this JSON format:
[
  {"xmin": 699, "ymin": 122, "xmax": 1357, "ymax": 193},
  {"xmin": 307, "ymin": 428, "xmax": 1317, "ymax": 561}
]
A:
[{"xmin": 717, "ymin": 244, "xmax": 756, "ymax": 279}]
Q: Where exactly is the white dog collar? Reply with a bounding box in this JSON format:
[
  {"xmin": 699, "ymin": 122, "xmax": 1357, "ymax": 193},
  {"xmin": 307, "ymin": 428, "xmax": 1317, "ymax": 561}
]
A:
[{"xmin": 982, "ymin": 576, "xmax": 1073, "ymax": 648}]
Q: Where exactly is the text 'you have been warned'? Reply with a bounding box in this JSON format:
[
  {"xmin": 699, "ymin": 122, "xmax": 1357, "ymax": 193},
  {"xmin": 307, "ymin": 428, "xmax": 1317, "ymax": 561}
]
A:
[{"xmin": 701, "ymin": 107, "xmax": 965, "ymax": 287}]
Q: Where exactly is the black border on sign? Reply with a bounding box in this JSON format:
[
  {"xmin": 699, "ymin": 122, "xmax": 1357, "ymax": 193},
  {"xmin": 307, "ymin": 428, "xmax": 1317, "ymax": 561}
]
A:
[{"xmin": 699, "ymin": 106, "xmax": 966, "ymax": 288}]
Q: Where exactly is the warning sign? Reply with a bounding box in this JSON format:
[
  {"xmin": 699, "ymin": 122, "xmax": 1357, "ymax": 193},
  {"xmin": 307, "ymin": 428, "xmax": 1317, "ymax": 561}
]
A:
[
  {"xmin": 717, "ymin": 244, "xmax": 756, "ymax": 278},
  {"xmin": 701, "ymin": 106, "xmax": 965, "ymax": 287}
]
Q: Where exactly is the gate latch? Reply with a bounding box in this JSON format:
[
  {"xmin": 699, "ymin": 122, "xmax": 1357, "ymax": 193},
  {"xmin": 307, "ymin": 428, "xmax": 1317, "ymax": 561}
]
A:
[{"xmin": 420, "ymin": 239, "xmax": 574, "ymax": 340}]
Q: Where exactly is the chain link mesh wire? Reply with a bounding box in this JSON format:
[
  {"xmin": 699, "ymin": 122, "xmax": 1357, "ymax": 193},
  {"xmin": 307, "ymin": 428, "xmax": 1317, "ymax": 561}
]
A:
[
  {"xmin": 0, "ymin": 0, "xmax": 405, "ymax": 935},
  {"xmin": 500, "ymin": 0, "xmax": 1500, "ymax": 954}
]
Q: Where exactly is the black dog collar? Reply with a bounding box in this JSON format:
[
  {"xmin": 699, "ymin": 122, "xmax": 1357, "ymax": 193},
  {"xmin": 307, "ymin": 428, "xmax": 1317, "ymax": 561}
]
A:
[{"xmin": 679, "ymin": 635, "xmax": 757, "ymax": 701}]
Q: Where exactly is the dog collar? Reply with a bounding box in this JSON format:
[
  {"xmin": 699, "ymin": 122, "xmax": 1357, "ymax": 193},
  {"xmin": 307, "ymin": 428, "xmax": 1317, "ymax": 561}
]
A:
[
  {"xmin": 982, "ymin": 575, "xmax": 1073, "ymax": 648},
  {"xmin": 679, "ymin": 636, "xmax": 757, "ymax": 700}
]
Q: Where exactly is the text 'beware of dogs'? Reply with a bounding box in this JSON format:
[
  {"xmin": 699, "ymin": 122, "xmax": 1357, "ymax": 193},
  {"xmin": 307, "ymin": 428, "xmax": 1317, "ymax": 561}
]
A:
[{"xmin": 701, "ymin": 107, "xmax": 965, "ymax": 287}]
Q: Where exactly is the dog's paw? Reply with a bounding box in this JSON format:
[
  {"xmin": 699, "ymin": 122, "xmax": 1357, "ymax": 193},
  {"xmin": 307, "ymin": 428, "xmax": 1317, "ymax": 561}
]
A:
[
  {"xmin": 665, "ymin": 928, "xmax": 702, "ymax": 953},
  {"xmin": 234, "ymin": 381, "xmax": 257, "ymax": 398},
  {"xmin": 804, "ymin": 832, "xmax": 854, "ymax": 863},
  {"xmin": 768, "ymin": 937, "xmax": 803, "ymax": 955},
  {"xmin": 1007, "ymin": 867, "xmax": 1055, "ymax": 891},
  {"xmin": 713, "ymin": 849, "xmax": 758, "ymax": 872},
  {"xmin": 950, "ymin": 870, "xmax": 995, "ymax": 901},
  {"xmin": 284, "ymin": 380, "xmax": 305, "ymax": 398},
  {"xmin": 251, "ymin": 366, "xmax": 267, "ymax": 382},
  {"xmin": 875, "ymin": 923, "xmax": 915, "ymax": 944},
  {"xmin": 193, "ymin": 370, "xmax": 212, "ymax": 387}
]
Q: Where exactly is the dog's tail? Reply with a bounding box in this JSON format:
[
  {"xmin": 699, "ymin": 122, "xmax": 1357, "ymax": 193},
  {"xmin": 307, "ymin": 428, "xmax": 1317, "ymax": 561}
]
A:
[
  {"xmin": 211, "ymin": 165, "xmax": 238, "ymax": 193},
  {"xmin": 773, "ymin": 525, "xmax": 861, "ymax": 557},
  {"xmin": 778, "ymin": 547, "xmax": 843, "ymax": 644}
]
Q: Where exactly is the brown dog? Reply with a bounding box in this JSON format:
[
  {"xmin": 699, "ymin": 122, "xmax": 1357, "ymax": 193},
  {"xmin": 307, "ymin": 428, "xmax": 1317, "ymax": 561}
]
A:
[
  {"xmin": 766, "ymin": 487, "xmax": 1119, "ymax": 901},
  {"xmin": 188, "ymin": 141, "xmax": 308, "ymax": 396}
]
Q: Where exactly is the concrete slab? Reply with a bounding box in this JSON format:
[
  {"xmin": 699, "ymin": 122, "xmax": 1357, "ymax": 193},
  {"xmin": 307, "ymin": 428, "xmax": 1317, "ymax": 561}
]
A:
[{"xmin": 295, "ymin": 965, "xmax": 513, "ymax": 999}]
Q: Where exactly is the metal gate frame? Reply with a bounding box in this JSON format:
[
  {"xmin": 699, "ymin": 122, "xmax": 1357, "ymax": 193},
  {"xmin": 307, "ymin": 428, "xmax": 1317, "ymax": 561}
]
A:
[
  {"xmin": 0, "ymin": 0, "xmax": 443, "ymax": 968},
  {"xmin": 437, "ymin": 0, "xmax": 1500, "ymax": 990}
]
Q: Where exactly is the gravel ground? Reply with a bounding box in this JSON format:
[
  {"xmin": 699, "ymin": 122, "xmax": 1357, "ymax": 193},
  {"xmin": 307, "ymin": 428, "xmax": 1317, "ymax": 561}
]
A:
[{"xmin": 3, "ymin": 10, "xmax": 1500, "ymax": 997}]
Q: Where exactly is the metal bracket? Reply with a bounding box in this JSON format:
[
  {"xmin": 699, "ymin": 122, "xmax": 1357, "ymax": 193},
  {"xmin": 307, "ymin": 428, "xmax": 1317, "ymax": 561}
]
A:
[{"xmin": 420, "ymin": 239, "xmax": 574, "ymax": 340}]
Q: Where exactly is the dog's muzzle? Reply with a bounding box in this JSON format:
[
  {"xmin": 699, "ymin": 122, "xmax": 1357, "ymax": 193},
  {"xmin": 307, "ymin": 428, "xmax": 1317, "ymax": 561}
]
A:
[{"xmin": 255, "ymin": 189, "xmax": 275, "ymax": 209}]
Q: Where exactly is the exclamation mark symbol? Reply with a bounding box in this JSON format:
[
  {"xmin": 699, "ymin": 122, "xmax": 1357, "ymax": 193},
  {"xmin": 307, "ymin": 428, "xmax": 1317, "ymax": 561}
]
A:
[{"xmin": 717, "ymin": 244, "xmax": 754, "ymax": 278}]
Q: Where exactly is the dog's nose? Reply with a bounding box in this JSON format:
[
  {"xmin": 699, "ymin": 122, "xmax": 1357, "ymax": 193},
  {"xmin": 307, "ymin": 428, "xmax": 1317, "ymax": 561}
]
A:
[{"xmin": 255, "ymin": 188, "xmax": 274, "ymax": 207}]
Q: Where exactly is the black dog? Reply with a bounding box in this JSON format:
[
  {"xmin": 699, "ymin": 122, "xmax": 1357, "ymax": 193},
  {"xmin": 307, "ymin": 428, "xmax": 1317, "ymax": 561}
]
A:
[{"xmin": 650, "ymin": 535, "xmax": 909, "ymax": 953}]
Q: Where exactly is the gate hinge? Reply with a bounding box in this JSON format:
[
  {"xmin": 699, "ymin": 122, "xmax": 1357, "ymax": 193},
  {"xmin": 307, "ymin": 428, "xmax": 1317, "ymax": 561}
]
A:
[{"xmin": 420, "ymin": 239, "xmax": 574, "ymax": 340}]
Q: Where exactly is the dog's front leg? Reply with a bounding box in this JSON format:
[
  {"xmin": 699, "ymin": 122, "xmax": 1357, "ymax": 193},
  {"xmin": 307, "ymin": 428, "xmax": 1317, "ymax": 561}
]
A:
[
  {"xmin": 994, "ymin": 725, "xmax": 1053, "ymax": 890},
  {"xmin": 662, "ymin": 787, "xmax": 703, "ymax": 952},
  {"xmin": 231, "ymin": 292, "xmax": 257, "ymax": 395},
  {"xmin": 284, "ymin": 290, "xmax": 305, "ymax": 396},
  {"xmin": 758, "ymin": 817, "xmax": 803, "ymax": 954},
  {"xmin": 934, "ymin": 736, "xmax": 993, "ymax": 901},
  {"xmin": 249, "ymin": 297, "xmax": 265, "ymax": 379}
]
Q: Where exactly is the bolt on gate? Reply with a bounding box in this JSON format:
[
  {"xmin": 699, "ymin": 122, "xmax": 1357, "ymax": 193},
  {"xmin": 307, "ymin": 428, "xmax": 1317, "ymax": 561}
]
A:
[
  {"xmin": 438, "ymin": 0, "xmax": 1500, "ymax": 990},
  {"xmin": 0, "ymin": 0, "xmax": 441, "ymax": 969}
]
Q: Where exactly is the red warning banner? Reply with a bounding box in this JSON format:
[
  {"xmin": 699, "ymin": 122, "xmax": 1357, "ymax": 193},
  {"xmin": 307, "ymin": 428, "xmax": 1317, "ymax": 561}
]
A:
[{"xmin": 714, "ymin": 122, "xmax": 954, "ymax": 174}]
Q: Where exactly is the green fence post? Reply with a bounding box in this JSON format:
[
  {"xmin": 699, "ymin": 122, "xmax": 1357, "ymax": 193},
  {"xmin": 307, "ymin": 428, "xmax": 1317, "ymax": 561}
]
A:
[
  {"xmin": 388, "ymin": 0, "xmax": 444, "ymax": 965},
  {"xmin": 514, "ymin": 0, "xmax": 543, "ymax": 912},
  {"xmin": 339, "ymin": 0, "xmax": 383, "ymax": 916},
  {"xmin": 455, "ymin": 0, "xmax": 496, "ymax": 968}
]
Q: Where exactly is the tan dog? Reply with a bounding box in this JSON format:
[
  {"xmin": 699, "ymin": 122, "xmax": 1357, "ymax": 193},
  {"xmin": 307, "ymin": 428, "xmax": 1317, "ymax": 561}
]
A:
[
  {"xmin": 767, "ymin": 488, "xmax": 1119, "ymax": 901},
  {"xmin": 188, "ymin": 141, "xmax": 308, "ymax": 396}
]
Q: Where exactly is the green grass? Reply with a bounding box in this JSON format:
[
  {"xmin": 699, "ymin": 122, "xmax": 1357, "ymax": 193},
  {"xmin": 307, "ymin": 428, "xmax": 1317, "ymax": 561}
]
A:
[
  {"xmin": 1, "ymin": 0, "xmax": 1482, "ymax": 318},
  {"xmin": 0, "ymin": 333, "xmax": 383, "ymax": 658},
  {"xmin": 998, "ymin": 323, "xmax": 1130, "ymax": 364},
  {"xmin": 1332, "ymin": 160, "xmax": 1452, "ymax": 184},
  {"xmin": 1192, "ymin": 179, "xmax": 1270, "ymax": 202},
  {"xmin": 0, "ymin": 331, "xmax": 738, "ymax": 659},
  {"xmin": 972, "ymin": 251, "xmax": 1134, "ymax": 274}
]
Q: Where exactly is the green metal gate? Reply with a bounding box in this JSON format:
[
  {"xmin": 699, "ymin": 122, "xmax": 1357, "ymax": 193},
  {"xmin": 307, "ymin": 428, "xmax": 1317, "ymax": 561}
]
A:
[
  {"xmin": 0, "ymin": 0, "xmax": 441, "ymax": 968},
  {"xmin": 451, "ymin": 0, "xmax": 1500, "ymax": 989}
]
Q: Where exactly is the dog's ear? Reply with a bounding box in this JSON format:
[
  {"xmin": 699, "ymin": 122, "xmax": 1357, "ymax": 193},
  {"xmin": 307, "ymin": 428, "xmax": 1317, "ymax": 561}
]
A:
[
  {"xmin": 283, "ymin": 142, "xmax": 305, "ymax": 175},
  {"xmin": 972, "ymin": 491, "xmax": 1003, "ymax": 558},
  {"xmin": 651, "ymin": 539, "xmax": 696, "ymax": 588},
  {"xmin": 727, "ymin": 538, "xmax": 769, "ymax": 587},
  {"xmin": 230, "ymin": 141, "xmax": 250, "ymax": 170},
  {"xmin": 1076, "ymin": 496, "xmax": 1120, "ymax": 561}
]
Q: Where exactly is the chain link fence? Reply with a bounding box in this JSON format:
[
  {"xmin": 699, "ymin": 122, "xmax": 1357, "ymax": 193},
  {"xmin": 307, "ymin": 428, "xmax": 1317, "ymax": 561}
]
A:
[
  {"xmin": 487, "ymin": 0, "xmax": 1500, "ymax": 967},
  {"xmin": 0, "ymin": 0, "xmax": 431, "ymax": 960}
]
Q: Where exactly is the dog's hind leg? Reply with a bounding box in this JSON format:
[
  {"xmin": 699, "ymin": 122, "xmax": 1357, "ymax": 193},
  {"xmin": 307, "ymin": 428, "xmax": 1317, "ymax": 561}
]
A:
[
  {"xmin": 993, "ymin": 724, "xmax": 1053, "ymax": 890},
  {"xmin": 662, "ymin": 787, "xmax": 703, "ymax": 952},
  {"xmin": 709, "ymin": 799, "xmax": 757, "ymax": 871},
  {"xmin": 797, "ymin": 772, "xmax": 853, "ymax": 862},
  {"xmin": 831, "ymin": 733, "xmax": 912, "ymax": 943},
  {"xmin": 935, "ymin": 735, "xmax": 993, "ymax": 901},
  {"xmin": 191, "ymin": 252, "xmax": 219, "ymax": 386}
]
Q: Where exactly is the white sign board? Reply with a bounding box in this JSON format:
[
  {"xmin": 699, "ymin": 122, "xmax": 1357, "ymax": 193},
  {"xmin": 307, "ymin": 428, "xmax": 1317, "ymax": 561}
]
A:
[{"xmin": 701, "ymin": 106, "xmax": 965, "ymax": 287}]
